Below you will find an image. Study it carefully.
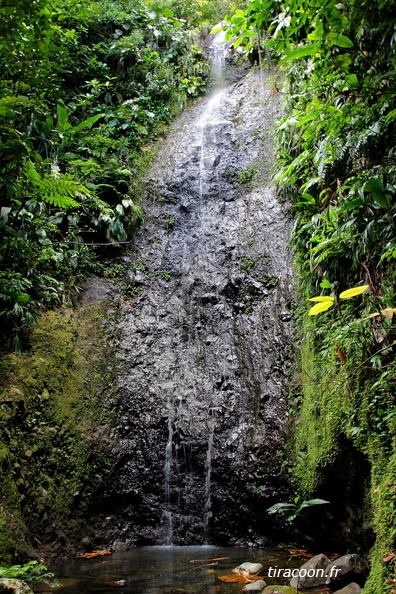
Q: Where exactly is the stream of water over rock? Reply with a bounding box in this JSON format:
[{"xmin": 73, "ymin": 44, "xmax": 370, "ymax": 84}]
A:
[{"xmin": 91, "ymin": 33, "xmax": 294, "ymax": 548}]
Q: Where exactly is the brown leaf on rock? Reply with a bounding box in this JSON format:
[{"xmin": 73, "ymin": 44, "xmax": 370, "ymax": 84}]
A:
[{"xmin": 383, "ymin": 553, "xmax": 396, "ymax": 563}]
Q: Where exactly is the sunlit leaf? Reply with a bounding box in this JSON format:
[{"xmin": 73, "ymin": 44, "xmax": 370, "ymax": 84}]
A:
[
  {"xmin": 339, "ymin": 285, "xmax": 369, "ymax": 299},
  {"xmin": 361, "ymin": 312, "xmax": 381, "ymax": 321},
  {"xmin": 279, "ymin": 43, "xmax": 320, "ymax": 64},
  {"xmin": 308, "ymin": 296, "xmax": 334, "ymax": 302},
  {"xmin": 381, "ymin": 308, "xmax": 396, "ymax": 319},
  {"xmin": 308, "ymin": 301, "xmax": 334, "ymax": 315},
  {"xmin": 210, "ymin": 26, "xmax": 224, "ymax": 34}
]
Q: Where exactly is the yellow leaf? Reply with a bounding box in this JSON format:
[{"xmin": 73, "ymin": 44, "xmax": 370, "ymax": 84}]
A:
[
  {"xmin": 339, "ymin": 285, "xmax": 369, "ymax": 299},
  {"xmin": 361, "ymin": 312, "xmax": 381, "ymax": 321},
  {"xmin": 381, "ymin": 308, "xmax": 396, "ymax": 319},
  {"xmin": 308, "ymin": 301, "xmax": 334, "ymax": 315},
  {"xmin": 308, "ymin": 296, "xmax": 335, "ymax": 302}
]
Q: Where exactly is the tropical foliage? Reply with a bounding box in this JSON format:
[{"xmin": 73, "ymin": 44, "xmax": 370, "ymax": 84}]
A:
[
  {"xmin": 0, "ymin": 560, "xmax": 60, "ymax": 587},
  {"xmin": 1, "ymin": 0, "xmax": 234, "ymax": 349},
  {"xmin": 219, "ymin": 1, "xmax": 396, "ymax": 592}
]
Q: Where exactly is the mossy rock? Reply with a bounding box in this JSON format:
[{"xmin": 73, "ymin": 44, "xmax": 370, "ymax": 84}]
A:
[{"xmin": 261, "ymin": 586, "xmax": 297, "ymax": 594}]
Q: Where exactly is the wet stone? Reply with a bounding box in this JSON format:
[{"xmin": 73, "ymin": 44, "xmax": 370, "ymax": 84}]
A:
[{"xmin": 94, "ymin": 36, "xmax": 294, "ymax": 548}]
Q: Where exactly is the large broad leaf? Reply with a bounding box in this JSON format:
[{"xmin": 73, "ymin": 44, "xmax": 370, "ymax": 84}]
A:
[
  {"xmin": 279, "ymin": 43, "xmax": 320, "ymax": 64},
  {"xmin": 339, "ymin": 285, "xmax": 369, "ymax": 299},
  {"xmin": 300, "ymin": 498, "xmax": 330, "ymax": 508},
  {"xmin": 364, "ymin": 177, "xmax": 392, "ymax": 210},
  {"xmin": 74, "ymin": 113, "xmax": 104, "ymax": 133},
  {"xmin": 309, "ymin": 301, "xmax": 334, "ymax": 315},
  {"xmin": 327, "ymin": 33, "xmax": 354, "ymax": 48},
  {"xmin": 56, "ymin": 99, "xmax": 71, "ymax": 133},
  {"xmin": 266, "ymin": 502, "xmax": 294, "ymax": 514}
]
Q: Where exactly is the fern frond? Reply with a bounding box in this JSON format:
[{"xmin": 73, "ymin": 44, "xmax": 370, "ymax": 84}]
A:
[{"xmin": 23, "ymin": 160, "xmax": 89, "ymax": 209}]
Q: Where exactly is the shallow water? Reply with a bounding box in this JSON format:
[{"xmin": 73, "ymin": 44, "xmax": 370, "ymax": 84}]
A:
[{"xmin": 52, "ymin": 546, "xmax": 298, "ymax": 594}]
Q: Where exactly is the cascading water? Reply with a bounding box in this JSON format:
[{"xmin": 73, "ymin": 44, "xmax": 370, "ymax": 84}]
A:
[{"xmin": 91, "ymin": 31, "xmax": 294, "ymax": 547}]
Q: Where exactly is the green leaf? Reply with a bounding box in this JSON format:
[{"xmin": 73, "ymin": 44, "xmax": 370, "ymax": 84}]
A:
[
  {"xmin": 345, "ymin": 74, "xmax": 358, "ymax": 86},
  {"xmin": 300, "ymin": 498, "xmax": 330, "ymax": 508},
  {"xmin": 56, "ymin": 99, "xmax": 70, "ymax": 133},
  {"xmin": 327, "ymin": 33, "xmax": 354, "ymax": 48},
  {"xmin": 74, "ymin": 113, "xmax": 104, "ymax": 133},
  {"xmin": 233, "ymin": 36, "xmax": 244, "ymax": 49},
  {"xmin": 163, "ymin": 8, "xmax": 174, "ymax": 17},
  {"xmin": 320, "ymin": 279, "xmax": 331, "ymax": 289},
  {"xmin": 339, "ymin": 285, "xmax": 369, "ymax": 299},
  {"xmin": 296, "ymin": 110, "xmax": 322, "ymax": 127},
  {"xmin": 210, "ymin": 26, "xmax": 224, "ymax": 34},
  {"xmin": 364, "ymin": 177, "xmax": 392, "ymax": 210},
  {"xmin": 266, "ymin": 502, "xmax": 294, "ymax": 514},
  {"xmin": 279, "ymin": 43, "xmax": 320, "ymax": 64}
]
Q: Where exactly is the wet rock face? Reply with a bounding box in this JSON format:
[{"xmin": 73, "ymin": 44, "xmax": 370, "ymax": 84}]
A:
[{"xmin": 93, "ymin": 64, "xmax": 294, "ymax": 546}]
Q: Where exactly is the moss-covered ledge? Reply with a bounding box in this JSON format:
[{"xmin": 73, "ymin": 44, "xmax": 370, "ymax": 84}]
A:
[
  {"xmin": 292, "ymin": 334, "xmax": 396, "ymax": 594},
  {"xmin": 0, "ymin": 292, "xmax": 120, "ymax": 564}
]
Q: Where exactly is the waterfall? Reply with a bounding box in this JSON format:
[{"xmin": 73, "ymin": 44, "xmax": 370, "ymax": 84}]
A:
[{"xmin": 98, "ymin": 29, "xmax": 293, "ymax": 548}]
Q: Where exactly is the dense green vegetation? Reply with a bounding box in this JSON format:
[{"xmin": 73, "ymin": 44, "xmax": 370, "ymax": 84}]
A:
[
  {"xmin": 0, "ymin": 0, "xmax": 241, "ymax": 567},
  {"xmin": 222, "ymin": 0, "xmax": 396, "ymax": 591},
  {"xmin": 2, "ymin": 0, "xmax": 395, "ymax": 589},
  {"xmin": 0, "ymin": 0, "xmax": 240, "ymax": 351}
]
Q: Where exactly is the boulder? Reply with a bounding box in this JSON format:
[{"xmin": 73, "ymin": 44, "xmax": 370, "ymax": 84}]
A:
[
  {"xmin": 289, "ymin": 553, "xmax": 330, "ymax": 589},
  {"xmin": 325, "ymin": 554, "xmax": 366, "ymax": 586},
  {"xmin": 111, "ymin": 540, "xmax": 130, "ymax": 552},
  {"xmin": 333, "ymin": 583, "xmax": 362, "ymax": 594},
  {"xmin": 0, "ymin": 579, "xmax": 34, "ymax": 594},
  {"xmin": 232, "ymin": 562, "xmax": 263, "ymax": 575},
  {"xmin": 78, "ymin": 275, "xmax": 117, "ymax": 306},
  {"xmin": 242, "ymin": 580, "xmax": 266, "ymax": 592}
]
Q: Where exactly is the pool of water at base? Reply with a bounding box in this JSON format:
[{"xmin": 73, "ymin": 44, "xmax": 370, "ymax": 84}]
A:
[{"xmin": 48, "ymin": 546, "xmax": 333, "ymax": 594}]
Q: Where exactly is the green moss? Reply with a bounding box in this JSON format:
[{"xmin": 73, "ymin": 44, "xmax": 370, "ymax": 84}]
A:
[
  {"xmin": 292, "ymin": 311, "xmax": 396, "ymax": 593},
  {"xmin": 0, "ymin": 302, "xmax": 118, "ymax": 563}
]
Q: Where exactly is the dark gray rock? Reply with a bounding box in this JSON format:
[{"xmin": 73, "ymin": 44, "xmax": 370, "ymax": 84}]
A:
[
  {"xmin": 289, "ymin": 554, "xmax": 331, "ymax": 589},
  {"xmin": 111, "ymin": 540, "xmax": 130, "ymax": 552},
  {"xmin": 325, "ymin": 554, "xmax": 367, "ymax": 587},
  {"xmin": 78, "ymin": 275, "xmax": 117, "ymax": 306},
  {"xmin": 243, "ymin": 580, "xmax": 266, "ymax": 592},
  {"xmin": 90, "ymin": 54, "xmax": 293, "ymax": 547},
  {"xmin": 333, "ymin": 583, "xmax": 362, "ymax": 594}
]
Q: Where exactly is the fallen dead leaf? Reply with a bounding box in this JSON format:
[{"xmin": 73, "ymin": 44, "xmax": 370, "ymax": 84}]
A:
[
  {"xmin": 190, "ymin": 557, "xmax": 229, "ymax": 563},
  {"xmin": 287, "ymin": 548, "xmax": 313, "ymax": 559},
  {"xmin": 76, "ymin": 550, "xmax": 112, "ymax": 559},
  {"xmin": 383, "ymin": 553, "xmax": 396, "ymax": 563}
]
